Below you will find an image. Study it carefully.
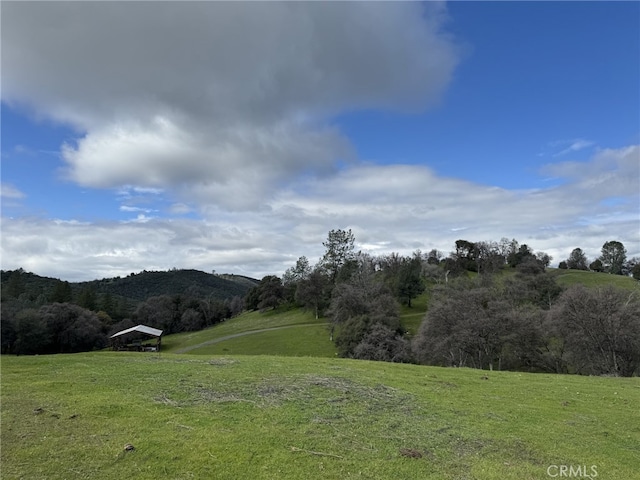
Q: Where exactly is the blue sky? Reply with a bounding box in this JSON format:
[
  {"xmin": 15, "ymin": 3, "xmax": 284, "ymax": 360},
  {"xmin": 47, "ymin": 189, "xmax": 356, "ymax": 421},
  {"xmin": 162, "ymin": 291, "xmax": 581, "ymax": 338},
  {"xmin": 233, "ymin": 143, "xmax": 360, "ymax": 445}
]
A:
[{"xmin": 2, "ymin": 1, "xmax": 639, "ymax": 281}]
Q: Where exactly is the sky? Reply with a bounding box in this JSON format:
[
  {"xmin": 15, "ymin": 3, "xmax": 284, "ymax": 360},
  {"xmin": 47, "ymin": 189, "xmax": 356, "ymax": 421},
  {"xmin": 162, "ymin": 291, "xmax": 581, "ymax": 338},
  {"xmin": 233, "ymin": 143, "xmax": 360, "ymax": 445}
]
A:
[{"xmin": 1, "ymin": 1, "xmax": 639, "ymax": 282}]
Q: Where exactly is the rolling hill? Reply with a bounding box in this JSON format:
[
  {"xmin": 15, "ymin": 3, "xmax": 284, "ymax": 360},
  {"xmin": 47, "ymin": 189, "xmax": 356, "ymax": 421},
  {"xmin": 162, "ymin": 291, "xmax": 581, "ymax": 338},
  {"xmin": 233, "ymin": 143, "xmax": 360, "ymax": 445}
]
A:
[
  {"xmin": 548, "ymin": 267, "xmax": 639, "ymax": 290},
  {"xmin": 0, "ymin": 268, "xmax": 259, "ymax": 305},
  {"xmin": 2, "ymin": 267, "xmax": 639, "ymax": 478},
  {"xmin": 2, "ymin": 353, "xmax": 638, "ymax": 479},
  {"xmin": 155, "ymin": 268, "xmax": 638, "ymax": 358},
  {"xmin": 80, "ymin": 269, "xmax": 257, "ymax": 302}
]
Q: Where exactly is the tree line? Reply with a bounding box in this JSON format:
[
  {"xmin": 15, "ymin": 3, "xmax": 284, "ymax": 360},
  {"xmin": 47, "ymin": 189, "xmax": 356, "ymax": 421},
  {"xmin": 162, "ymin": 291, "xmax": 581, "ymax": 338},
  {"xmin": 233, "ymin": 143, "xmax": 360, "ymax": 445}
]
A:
[
  {"xmin": 559, "ymin": 241, "xmax": 638, "ymax": 277},
  {"xmin": 1, "ymin": 269, "xmax": 246, "ymax": 355},
  {"xmin": 2, "ymin": 233, "xmax": 638, "ymax": 376},
  {"xmin": 246, "ymin": 231, "xmax": 639, "ymax": 376}
]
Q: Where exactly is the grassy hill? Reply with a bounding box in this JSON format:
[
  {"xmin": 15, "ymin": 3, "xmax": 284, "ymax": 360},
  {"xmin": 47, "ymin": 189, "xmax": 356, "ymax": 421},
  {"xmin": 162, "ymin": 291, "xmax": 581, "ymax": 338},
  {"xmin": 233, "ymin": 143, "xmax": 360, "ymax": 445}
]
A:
[
  {"xmin": 158, "ymin": 291, "xmax": 429, "ymax": 357},
  {"xmin": 156, "ymin": 268, "xmax": 638, "ymax": 358},
  {"xmin": 3, "ymin": 268, "xmax": 639, "ymax": 478},
  {"xmin": 162, "ymin": 308, "xmax": 336, "ymax": 358},
  {"xmin": 2, "ymin": 353, "xmax": 638, "ymax": 480},
  {"xmin": 548, "ymin": 268, "xmax": 639, "ymax": 290}
]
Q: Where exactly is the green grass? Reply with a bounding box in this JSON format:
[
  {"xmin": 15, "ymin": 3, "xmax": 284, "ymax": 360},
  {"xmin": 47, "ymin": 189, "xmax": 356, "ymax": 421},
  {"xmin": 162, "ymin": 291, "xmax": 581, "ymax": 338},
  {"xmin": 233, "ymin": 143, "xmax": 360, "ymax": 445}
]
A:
[
  {"xmin": 2, "ymin": 353, "xmax": 639, "ymax": 479},
  {"xmin": 187, "ymin": 324, "xmax": 336, "ymax": 357},
  {"xmin": 4, "ymin": 268, "xmax": 639, "ymax": 479},
  {"xmin": 548, "ymin": 268, "xmax": 639, "ymax": 290},
  {"xmin": 161, "ymin": 294, "xmax": 429, "ymax": 357},
  {"xmin": 162, "ymin": 267, "xmax": 639, "ymax": 358},
  {"xmin": 162, "ymin": 307, "xmax": 329, "ymax": 354},
  {"xmin": 399, "ymin": 291, "xmax": 429, "ymax": 336}
]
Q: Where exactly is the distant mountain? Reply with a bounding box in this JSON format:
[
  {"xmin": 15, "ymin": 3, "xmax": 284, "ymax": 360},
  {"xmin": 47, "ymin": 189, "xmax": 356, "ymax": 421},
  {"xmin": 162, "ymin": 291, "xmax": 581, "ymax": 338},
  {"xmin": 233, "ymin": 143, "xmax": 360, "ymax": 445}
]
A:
[
  {"xmin": 1, "ymin": 268, "xmax": 259, "ymax": 305},
  {"xmin": 80, "ymin": 269, "xmax": 258, "ymax": 302}
]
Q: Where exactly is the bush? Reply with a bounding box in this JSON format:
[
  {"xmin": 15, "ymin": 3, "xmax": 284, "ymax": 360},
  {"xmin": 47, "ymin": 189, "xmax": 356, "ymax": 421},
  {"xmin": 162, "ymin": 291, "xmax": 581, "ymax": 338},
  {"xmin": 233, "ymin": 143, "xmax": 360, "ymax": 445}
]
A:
[{"xmin": 352, "ymin": 323, "xmax": 412, "ymax": 362}]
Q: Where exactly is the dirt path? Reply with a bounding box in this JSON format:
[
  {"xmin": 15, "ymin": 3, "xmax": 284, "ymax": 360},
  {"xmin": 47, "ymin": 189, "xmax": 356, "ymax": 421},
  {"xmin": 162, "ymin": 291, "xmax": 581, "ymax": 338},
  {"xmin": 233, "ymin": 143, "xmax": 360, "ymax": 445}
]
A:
[{"xmin": 174, "ymin": 323, "xmax": 324, "ymax": 354}]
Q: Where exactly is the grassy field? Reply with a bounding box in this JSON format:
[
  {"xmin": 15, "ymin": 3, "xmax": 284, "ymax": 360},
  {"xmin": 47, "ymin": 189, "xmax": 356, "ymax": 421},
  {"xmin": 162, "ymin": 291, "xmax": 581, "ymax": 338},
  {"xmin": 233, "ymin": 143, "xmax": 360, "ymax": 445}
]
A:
[
  {"xmin": 160, "ymin": 295, "xmax": 429, "ymax": 357},
  {"xmin": 2, "ymin": 353, "xmax": 638, "ymax": 479},
  {"xmin": 548, "ymin": 268, "xmax": 639, "ymax": 290},
  {"xmin": 3, "ymin": 268, "xmax": 637, "ymax": 479},
  {"xmin": 162, "ymin": 308, "xmax": 334, "ymax": 356},
  {"xmin": 184, "ymin": 324, "xmax": 336, "ymax": 357}
]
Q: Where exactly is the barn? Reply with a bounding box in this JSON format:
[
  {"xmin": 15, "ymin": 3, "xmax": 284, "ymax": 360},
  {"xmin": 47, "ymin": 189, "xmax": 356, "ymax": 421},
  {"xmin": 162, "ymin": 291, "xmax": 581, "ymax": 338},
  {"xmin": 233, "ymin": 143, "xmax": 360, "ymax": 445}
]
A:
[{"xmin": 110, "ymin": 325, "xmax": 163, "ymax": 352}]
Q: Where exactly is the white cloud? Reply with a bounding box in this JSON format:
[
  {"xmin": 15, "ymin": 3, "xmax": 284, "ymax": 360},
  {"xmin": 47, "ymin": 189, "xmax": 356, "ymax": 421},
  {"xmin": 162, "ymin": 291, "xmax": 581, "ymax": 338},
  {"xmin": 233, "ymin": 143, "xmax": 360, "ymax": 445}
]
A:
[
  {"xmin": 2, "ymin": 145, "xmax": 638, "ymax": 281},
  {"xmin": 119, "ymin": 206, "xmax": 155, "ymax": 214},
  {"xmin": 542, "ymin": 145, "xmax": 640, "ymax": 198},
  {"xmin": 2, "ymin": 3, "xmax": 638, "ymax": 281},
  {"xmin": 123, "ymin": 214, "xmax": 157, "ymax": 224},
  {"xmin": 0, "ymin": 216, "xmax": 296, "ymax": 281},
  {"xmin": 168, "ymin": 203, "xmax": 193, "ymax": 216},
  {"xmin": 0, "ymin": 183, "xmax": 25, "ymax": 199},
  {"xmin": 552, "ymin": 138, "xmax": 595, "ymax": 157},
  {"xmin": 3, "ymin": 1, "xmax": 458, "ymax": 211}
]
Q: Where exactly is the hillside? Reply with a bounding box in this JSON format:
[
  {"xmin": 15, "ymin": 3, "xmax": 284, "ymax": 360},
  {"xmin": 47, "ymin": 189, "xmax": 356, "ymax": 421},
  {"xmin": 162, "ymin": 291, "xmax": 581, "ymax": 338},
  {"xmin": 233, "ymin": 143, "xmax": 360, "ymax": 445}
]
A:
[
  {"xmin": 161, "ymin": 307, "xmax": 336, "ymax": 357},
  {"xmin": 2, "ymin": 265, "xmax": 639, "ymax": 478},
  {"xmin": 80, "ymin": 269, "xmax": 257, "ymax": 302},
  {"xmin": 0, "ymin": 268, "xmax": 258, "ymax": 304},
  {"xmin": 156, "ymin": 268, "xmax": 638, "ymax": 358},
  {"xmin": 548, "ymin": 268, "xmax": 639, "ymax": 290},
  {"xmin": 2, "ymin": 353, "xmax": 638, "ymax": 480}
]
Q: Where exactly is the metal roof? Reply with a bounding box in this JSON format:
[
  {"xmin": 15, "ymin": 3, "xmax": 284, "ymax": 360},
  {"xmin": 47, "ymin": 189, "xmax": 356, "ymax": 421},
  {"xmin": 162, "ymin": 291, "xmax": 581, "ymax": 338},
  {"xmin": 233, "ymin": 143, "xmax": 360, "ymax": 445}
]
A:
[{"xmin": 110, "ymin": 324, "xmax": 163, "ymax": 338}]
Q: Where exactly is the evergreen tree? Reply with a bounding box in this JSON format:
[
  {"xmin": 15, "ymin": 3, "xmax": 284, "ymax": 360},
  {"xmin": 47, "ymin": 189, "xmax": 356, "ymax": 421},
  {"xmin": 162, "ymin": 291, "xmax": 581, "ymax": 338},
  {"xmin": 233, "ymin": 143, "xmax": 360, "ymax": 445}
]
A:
[
  {"xmin": 49, "ymin": 280, "xmax": 73, "ymax": 303},
  {"xmin": 566, "ymin": 248, "xmax": 588, "ymax": 270},
  {"xmin": 396, "ymin": 255, "xmax": 425, "ymax": 307},
  {"xmin": 599, "ymin": 241, "xmax": 627, "ymax": 275},
  {"xmin": 321, "ymin": 229, "xmax": 356, "ymax": 284}
]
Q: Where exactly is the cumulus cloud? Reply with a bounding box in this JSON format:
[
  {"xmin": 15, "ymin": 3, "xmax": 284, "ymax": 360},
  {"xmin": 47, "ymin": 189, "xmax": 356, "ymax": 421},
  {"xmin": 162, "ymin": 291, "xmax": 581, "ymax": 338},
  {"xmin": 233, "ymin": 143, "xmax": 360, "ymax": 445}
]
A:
[
  {"xmin": 119, "ymin": 206, "xmax": 156, "ymax": 214},
  {"xmin": 2, "ymin": 145, "xmax": 638, "ymax": 281},
  {"xmin": 0, "ymin": 216, "xmax": 296, "ymax": 281},
  {"xmin": 3, "ymin": 1, "xmax": 458, "ymax": 210},
  {"xmin": 2, "ymin": 3, "xmax": 637, "ymax": 281},
  {"xmin": 1, "ymin": 183, "xmax": 25, "ymax": 199},
  {"xmin": 542, "ymin": 145, "xmax": 640, "ymax": 198},
  {"xmin": 270, "ymin": 147, "xmax": 639, "ymax": 259}
]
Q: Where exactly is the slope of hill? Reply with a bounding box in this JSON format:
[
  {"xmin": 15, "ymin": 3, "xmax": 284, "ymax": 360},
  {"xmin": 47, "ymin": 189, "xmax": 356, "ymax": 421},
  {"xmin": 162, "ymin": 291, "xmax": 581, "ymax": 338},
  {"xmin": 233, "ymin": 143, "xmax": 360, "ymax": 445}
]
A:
[
  {"xmin": 0, "ymin": 268, "xmax": 259, "ymax": 304},
  {"xmin": 216, "ymin": 273, "xmax": 261, "ymax": 290},
  {"xmin": 2, "ymin": 353, "xmax": 637, "ymax": 480},
  {"xmin": 80, "ymin": 269, "xmax": 257, "ymax": 302},
  {"xmin": 157, "ymin": 267, "xmax": 640, "ymax": 358},
  {"xmin": 548, "ymin": 268, "xmax": 639, "ymax": 290},
  {"xmin": 162, "ymin": 307, "xmax": 336, "ymax": 357}
]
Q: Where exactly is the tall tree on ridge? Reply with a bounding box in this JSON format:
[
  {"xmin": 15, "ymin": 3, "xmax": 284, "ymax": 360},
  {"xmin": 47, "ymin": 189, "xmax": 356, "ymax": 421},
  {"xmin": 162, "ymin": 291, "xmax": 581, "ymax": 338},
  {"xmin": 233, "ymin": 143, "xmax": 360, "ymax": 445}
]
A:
[
  {"xmin": 599, "ymin": 241, "xmax": 627, "ymax": 275},
  {"xmin": 321, "ymin": 229, "xmax": 356, "ymax": 284},
  {"xmin": 566, "ymin": 248, "xmax": 588, "ymax": 270}
]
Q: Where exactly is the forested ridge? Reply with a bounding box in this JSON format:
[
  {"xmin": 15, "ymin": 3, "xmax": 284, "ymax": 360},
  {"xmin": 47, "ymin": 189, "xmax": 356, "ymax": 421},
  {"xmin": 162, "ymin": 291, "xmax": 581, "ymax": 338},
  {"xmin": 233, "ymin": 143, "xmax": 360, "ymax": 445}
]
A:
[
  {"xmin": 1, "ymin": 269, "xmax": 256, "ymax": 355},
  {"xmin": 2, "ymin": 232, "xmax": 639, "ymax": 377},
  {"xmin": 1, "ymin": 268, "xmax": 255, "ymax": 304}
]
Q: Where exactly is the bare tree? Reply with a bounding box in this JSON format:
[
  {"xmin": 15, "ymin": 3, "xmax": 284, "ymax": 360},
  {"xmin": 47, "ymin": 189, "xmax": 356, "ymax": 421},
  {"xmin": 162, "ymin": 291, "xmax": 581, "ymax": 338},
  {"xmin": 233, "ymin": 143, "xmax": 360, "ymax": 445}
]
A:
[
  {"xmin": 549, "ymin": 285, "xmax": 640, "ymax": 376},
  {"xmin": 327, "ymin": 273, "xmax": 402, "ymax": 359}
]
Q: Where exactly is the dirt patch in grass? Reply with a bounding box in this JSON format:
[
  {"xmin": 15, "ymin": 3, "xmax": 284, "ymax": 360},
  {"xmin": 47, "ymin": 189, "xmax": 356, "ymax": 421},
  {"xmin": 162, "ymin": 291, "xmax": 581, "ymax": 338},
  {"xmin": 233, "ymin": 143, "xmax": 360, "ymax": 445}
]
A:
[
  {"xmin": 153, "ymin": 374, "xmax": 415, "ymax": 410},
  {"xmin": 449, "ymin": 434, "xmax": 547, "ymax": 467},
  {"xmin": 150, "ymin": 371, "xmax": 550, "ymax": 476}
]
